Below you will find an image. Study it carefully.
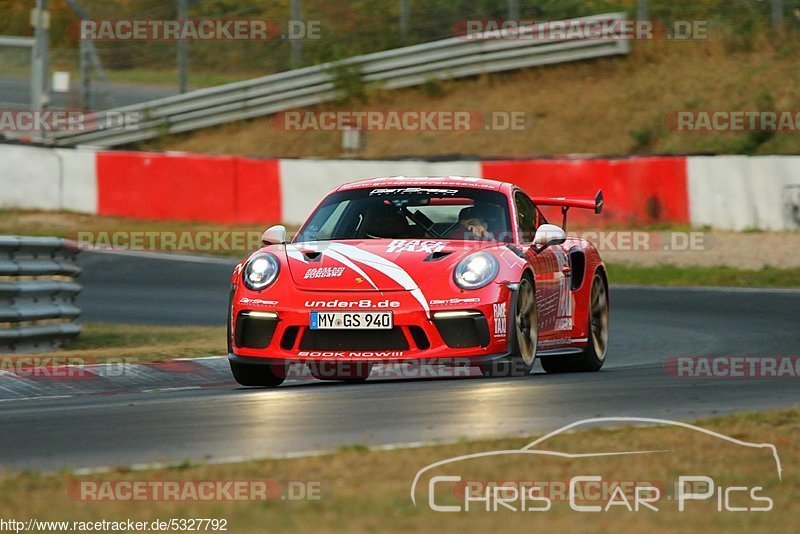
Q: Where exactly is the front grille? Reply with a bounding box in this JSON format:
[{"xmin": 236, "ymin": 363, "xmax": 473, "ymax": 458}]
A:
[
  {"xmin": 235, "ymin": 314, "xmax": 278, "ymax": 349},
  {"xmin": 433, "ymin": 315, "xmax": 490, "ymax": 348},
  {"xmin": 281, "ymin": 326, "xmax": 300, "ymax": 350},
  {"xmin": 408, "ymin": 326, "xmax": 431, "ymax": 350},
  {"xmin": 299, "ymin": 327, "xmax": 409, "ymax": 351}
]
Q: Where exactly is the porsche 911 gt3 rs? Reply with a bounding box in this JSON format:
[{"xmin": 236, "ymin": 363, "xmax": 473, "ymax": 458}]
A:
[{"xmin": 228, "ymin": 176, "xmax": 609, "ymax": 386}]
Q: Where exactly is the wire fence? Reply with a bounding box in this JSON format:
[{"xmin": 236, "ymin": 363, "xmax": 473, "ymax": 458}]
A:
[
  {"xmin": 0, "ymin": 0, "xmax": 798, "ymax": 110},
  {"xmin": 0, "ymin": 45, "xmax": 32, "ymax": 110}
]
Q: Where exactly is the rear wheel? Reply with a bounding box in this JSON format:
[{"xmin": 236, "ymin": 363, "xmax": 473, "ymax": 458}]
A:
[
  {"xmin": 480, "ymin": 275, "xmax": 537, "ymax": 378},
  {"xmin": 541, "ymin": 272, "xmax": 608, "ymax": 373},
  {"xmin": 230, "ymin": 360, "xmax": 287, "ymax": 387}
]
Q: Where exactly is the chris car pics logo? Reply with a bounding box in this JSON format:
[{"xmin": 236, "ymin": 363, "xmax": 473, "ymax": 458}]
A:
[{"xmin": 411, "ymin": 417, "xmax": 780, "ymax": 513}]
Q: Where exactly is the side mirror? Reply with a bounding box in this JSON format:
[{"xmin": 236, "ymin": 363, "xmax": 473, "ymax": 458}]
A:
[
  {"xmin": 532, "ymin": 224, "xmax": 566, "ymax": 252},
  {"xmin": 262, "ymin": 225, "xmax": 287, "ymax": 245}
]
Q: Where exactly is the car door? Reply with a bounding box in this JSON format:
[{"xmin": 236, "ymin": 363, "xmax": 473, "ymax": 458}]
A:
[{"xmin": 515, "ymin": 191, "xmax": 571, "ymax": 338}]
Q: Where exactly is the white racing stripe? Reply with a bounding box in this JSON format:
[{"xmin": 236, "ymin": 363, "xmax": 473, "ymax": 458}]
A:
[
  {"xmin": 286, "ymin": 242, "xmax": 382, "ymax": 291},
  {"xmin": 284, "ymin": 244, "xmax": 306, "ymax": 263},
  {"xmin": 285, "ymin": 241, "xmax": 431, "ymax": 315},
  {"xmin": 323, "ymin": 248, "xmax": 381, "ymax": 291},
  {"xmin": 327, "ymin": 243, "xmax": 430, "ymax": 316}
]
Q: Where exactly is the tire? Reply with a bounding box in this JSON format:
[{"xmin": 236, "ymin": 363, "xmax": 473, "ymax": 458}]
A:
[
  {"xmin": 230, "ymin": 360, "xmax": 287, "ymax": 387},
  {"xmin": 480, "ymin": 275, "xmax": 537, "ymax": 378},
  {"xmin": 541, "ymin": 272, "xmax": 609, "ymax": 373}
]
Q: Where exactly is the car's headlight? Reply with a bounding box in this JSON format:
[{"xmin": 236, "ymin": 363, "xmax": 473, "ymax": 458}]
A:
[
  {"xmin": 243, "ymin": 253, "xmax": 280, "ymax": 290},
  {"xmin": 454, "ymin": 252, "xmax": 499, "ymax": 290}
]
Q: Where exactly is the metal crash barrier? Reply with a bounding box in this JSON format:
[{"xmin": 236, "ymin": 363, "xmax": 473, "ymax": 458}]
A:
[{"xmin": 0, "ymin": 236, "xmax": 82, "ymax": 353}]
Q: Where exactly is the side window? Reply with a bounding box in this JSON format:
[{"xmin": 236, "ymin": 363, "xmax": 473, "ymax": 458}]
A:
[
  {"xmin": 514, "ymin": 192, "xmax": 538, "ymax": 243},
  {"xmin": 536, "ymin": 207, "xmax": 547, "ymax": 227}
]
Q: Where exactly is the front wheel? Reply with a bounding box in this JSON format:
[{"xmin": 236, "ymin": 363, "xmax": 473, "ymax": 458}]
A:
[
  {"xmin": 541, "ymin": 272, "xmax": 608, "ymax": 373},
  {"xmin": 230, "ymin": 360, "xmax": 287, "ymax": 387},
  {"xmin": 480, "ymin": 275, "xmax": 537, "ymax": 378}
]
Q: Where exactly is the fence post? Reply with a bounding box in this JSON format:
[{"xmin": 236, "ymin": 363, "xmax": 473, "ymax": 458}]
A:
[
  {"xmin": 31, "ymin": 0, "xmax": 50, "ymax": 112},
  {"xmin": 771, "ymin": 0, "xmax": 784, "ymax": 30},
  {"xmin": 291, "ymin": 0, "xmax": 303, "ymax": 68},
  {"xmin": 400, "ymin": 0, "xmax": 410, "ymax": 41},
  {"xmin": 177, "ymin": 0, "xmax": 189, "ymax": 93},
  {"xmin": 80, "ymin": 39, "xmax": 92, "ymax": 109},
  {"xmin": 636, "ymin": 0, "xmax": 648, "ymax": 22}
]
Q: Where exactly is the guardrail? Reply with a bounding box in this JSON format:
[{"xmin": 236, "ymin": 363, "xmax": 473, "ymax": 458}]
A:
[
  {"xmin": 0, "ymin": 237, "xmax": 82, "ymax": 353},
  {"xmin": 51, "ymin": 12, "xmax": 630, "ymax": 148}
]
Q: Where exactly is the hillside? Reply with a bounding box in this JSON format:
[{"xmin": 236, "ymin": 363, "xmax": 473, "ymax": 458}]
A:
[{"xmin": 144, "ymin": 39, "xmax": 800, "ymax": 159}]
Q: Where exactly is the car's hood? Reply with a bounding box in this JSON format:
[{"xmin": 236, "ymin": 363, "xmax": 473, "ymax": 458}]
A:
[{"xmin": 283, "ymin": 239, "xmax": 496, "ymax": 292}]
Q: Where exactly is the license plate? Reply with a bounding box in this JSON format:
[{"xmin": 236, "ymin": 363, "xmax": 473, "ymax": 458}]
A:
[{"xmin": 310, "ymin": 312, "xmax": 393, "ymax": 330}]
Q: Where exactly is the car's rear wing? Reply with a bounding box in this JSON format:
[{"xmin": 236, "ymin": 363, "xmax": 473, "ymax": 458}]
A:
[{"xmin": 532, "ymin": 190, "xmax": 603, "ymax": 230}]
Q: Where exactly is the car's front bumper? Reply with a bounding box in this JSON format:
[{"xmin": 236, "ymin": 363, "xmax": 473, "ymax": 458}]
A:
[{"xmin": 229, "ymin": 285, "xmax": 515, "ymax": 365}]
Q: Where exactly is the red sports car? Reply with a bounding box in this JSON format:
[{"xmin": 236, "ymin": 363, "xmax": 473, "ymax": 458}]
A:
[{"xmin": 228, "ymin": 176, "xmax": 608, "ymax": 386}]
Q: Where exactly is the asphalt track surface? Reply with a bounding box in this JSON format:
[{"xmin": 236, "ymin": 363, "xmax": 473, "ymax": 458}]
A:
[
  {"xmin": 1, "ymin": 251, "xmax": 798, "ymax": 471},
  {"xmin": 0, "ymin": 75, "xmax": 175, "ymax": 110}
]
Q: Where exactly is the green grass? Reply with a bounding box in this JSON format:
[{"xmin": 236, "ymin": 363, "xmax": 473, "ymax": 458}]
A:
[
  {"xmin": 34, "ymin": 323, "xmax": 226, "ymax": 363},
  {"xmin": 0, "ymin": 408, "xmax": 797, "ymax": 532},
  {"xmin": 0, "ymin": 210, "xmax": 269, "ymax": 259},
  {"xmin": 608, "ymin": 263, "xmax": 800, "ymax": 288}
]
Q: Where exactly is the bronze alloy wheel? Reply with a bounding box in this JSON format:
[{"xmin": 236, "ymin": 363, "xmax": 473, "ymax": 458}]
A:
[
  {"xmin": 590, "ymin": 274, "xmax": 609, "ymax": 360},
  {"xmin": 540, "ymin": 272, "xmax": 609, "ymax": 374},
  {"xmin": 515, "ymin": 276, "xmax": 538, "ymax": 367}
]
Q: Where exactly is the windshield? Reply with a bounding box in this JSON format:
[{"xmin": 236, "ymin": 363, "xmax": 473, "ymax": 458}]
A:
[{"xmin": 295, "ymin": 187, "xmax": 512, "ymax": 243}]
